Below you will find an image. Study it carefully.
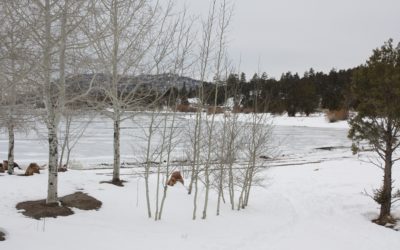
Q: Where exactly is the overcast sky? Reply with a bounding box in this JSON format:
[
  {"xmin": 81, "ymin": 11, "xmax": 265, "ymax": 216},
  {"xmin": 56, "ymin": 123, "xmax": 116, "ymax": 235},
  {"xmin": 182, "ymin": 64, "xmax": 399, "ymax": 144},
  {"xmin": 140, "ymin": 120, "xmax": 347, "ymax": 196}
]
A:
[{"xmin": 180, "ymin": 0, "xmax": 400, "ymax": 79}]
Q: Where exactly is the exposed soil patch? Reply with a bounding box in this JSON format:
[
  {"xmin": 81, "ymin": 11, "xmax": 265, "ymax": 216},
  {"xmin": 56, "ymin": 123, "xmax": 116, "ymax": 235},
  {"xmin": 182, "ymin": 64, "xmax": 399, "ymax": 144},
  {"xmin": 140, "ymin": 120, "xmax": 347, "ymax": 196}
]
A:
[
  {"xmin": 16, "ymin": 200, "xmax": 73, "ymax": 220},
  {"xmin": 60, "ymin": 192, "xmax": 102, "ymax": 210},
  {"xmin": 0, "ymin": 230, "xmax": 5, "ymax": 241},
  {"xmin": 100, "ymin": 180, "xmax": 127, "ymax": 187},
  {"xmin": 16, "ymin": 192, "xmax": 102, "ymax": 220}
]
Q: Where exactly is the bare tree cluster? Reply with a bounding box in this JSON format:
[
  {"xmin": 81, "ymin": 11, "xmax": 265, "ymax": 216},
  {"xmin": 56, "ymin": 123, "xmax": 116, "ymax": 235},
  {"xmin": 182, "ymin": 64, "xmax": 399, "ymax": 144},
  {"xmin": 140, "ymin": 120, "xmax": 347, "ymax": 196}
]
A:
[{"xmin": 0, "ymin": 0, "xmax": 276, "ymax": 223}]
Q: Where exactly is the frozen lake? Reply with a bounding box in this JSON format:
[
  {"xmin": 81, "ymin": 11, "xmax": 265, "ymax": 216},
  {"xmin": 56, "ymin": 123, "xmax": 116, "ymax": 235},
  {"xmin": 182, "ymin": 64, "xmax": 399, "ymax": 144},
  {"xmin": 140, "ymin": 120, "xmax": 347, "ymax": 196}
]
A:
[{"xmin": 0, "ymin": 113, "xmax": 352, "ymax": 167}]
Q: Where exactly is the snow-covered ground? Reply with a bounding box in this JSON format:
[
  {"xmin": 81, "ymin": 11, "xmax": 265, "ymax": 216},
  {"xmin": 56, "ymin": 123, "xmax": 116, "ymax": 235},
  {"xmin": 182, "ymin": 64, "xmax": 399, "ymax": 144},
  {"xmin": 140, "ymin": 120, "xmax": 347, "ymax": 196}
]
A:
[{"xmin": 1, "ymin": 113, "xmax": 399, "ymax": 250}]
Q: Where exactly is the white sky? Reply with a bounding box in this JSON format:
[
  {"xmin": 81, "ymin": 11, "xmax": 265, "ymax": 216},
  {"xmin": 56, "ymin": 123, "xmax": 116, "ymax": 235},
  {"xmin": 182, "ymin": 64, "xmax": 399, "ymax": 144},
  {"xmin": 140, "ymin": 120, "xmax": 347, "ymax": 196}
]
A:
[{"xmin": 179, "ymin": 0, "xmax": 400, "ymax": 79}]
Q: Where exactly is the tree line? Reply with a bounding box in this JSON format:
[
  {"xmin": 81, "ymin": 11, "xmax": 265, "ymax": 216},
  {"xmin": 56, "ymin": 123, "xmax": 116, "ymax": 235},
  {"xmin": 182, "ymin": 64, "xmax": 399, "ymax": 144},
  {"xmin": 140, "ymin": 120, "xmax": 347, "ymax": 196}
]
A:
[{"xmin": 169, "ymin": 68, "xmax": 354, "ymax": 117}]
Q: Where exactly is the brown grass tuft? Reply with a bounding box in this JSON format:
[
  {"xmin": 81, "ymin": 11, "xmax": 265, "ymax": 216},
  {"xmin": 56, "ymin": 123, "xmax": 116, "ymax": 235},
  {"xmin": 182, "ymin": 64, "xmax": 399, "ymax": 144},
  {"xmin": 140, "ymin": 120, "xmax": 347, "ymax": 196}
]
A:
[{"xmin": 326, "ymin": 109, "xmax": 349, "ymax": 123}]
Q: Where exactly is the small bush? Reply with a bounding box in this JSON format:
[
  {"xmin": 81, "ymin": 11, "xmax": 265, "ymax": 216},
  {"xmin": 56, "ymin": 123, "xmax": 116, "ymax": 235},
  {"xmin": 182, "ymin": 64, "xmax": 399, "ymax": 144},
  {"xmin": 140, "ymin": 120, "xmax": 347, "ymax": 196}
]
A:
[
  {"xmin": 176, "ymin": 104, "xmax": 197, "ymax": 113},
  {"xmin": 207, "ymin": 106, "xmax": 224, "ymax": 115},
  {"xmin": 326, "ymin": 109, "xmax": 349, "ymax": 123},
  {"xmin": 232, "ymin": 106, "xmax": 242, "ymax": 113},
  {"xmin": 242, "ymin": 107, "xmax": 254, "ymax": 114}
]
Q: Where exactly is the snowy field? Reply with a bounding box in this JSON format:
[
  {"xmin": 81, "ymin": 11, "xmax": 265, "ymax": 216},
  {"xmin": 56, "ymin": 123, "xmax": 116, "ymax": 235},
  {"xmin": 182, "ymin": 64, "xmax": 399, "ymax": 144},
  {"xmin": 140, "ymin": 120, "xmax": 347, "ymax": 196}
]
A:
[{"xmin": 1, "ymin": 113, "xmax": 400, "ymax": 250}]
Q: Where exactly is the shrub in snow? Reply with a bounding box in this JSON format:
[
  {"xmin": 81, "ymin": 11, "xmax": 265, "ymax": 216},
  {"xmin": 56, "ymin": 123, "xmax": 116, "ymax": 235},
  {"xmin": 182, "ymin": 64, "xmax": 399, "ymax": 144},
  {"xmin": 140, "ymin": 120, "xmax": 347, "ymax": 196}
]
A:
[{"xmin": 326, "ymin": 109, "xmax": 348, "ymax": 123}]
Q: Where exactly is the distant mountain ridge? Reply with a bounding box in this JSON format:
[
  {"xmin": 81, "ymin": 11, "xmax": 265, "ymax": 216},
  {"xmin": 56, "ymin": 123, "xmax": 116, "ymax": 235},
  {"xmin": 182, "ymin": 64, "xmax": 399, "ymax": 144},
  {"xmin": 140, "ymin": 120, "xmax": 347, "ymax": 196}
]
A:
[{"xmin": 66, "ymin": 73, "xmax": 202, "ymax": 93}]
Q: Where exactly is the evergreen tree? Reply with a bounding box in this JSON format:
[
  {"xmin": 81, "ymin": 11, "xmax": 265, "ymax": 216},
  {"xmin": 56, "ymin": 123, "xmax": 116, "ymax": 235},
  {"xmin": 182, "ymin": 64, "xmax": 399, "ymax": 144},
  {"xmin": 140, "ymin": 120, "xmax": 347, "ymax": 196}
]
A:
[
  {"xmin": 298, "ymin": 69, "xmax": 319, "ymax": 116},
  {"xmin": 348, "ymin": 39, "xmax": 400, "ymax": 225},
  {"xmin": 227, "ymin": 73, "xmax": 240, "ymax": 107},
  {"xmin": 180, "ymin": 83, "xmax": 188, "ymax": 98},
  {"xmin": 281, "ymin": 72, "xmax": 301, "ymax": 116}
]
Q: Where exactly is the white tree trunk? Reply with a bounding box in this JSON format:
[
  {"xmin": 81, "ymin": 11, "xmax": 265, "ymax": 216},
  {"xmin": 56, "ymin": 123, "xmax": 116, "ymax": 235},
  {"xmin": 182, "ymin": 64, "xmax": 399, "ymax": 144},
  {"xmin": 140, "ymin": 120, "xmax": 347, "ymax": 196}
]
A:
[
  {"xmin": 113, "ymin": 117, "xmax": 121, "ymax": 183},
  {"xmin": 44, "ymin": 0, "xmax": 59, "ymax": 205},
  {"xmin": 7, "ymin": 123, "xmax": 15, "ymax": 175},
  {"xmin": 144, "ymin": 111, "xmax": 157, "ymax": 218},
  {"xmin": 47, "ymin": 122, "xmax": 59, "ymax": 204}
]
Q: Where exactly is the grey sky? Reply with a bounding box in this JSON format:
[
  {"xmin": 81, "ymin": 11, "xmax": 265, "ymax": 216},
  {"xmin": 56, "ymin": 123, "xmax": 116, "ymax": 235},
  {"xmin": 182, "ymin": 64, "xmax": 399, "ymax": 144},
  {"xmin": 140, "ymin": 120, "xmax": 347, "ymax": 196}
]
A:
[{"xmin": 181, "ymin": 0, "xmax": 400, "ymax": 79}]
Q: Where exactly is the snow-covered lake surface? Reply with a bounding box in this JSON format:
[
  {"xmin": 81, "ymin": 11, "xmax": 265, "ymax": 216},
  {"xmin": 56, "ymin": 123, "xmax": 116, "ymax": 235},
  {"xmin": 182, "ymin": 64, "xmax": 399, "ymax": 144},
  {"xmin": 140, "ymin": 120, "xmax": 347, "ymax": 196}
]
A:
[
  {"xmin": 0, "ymin": 113, "xmax": 350, "ymax": 166},
  {"xmin": 1, "ymin": 113, "xmax": 399, "ymax": 250}
]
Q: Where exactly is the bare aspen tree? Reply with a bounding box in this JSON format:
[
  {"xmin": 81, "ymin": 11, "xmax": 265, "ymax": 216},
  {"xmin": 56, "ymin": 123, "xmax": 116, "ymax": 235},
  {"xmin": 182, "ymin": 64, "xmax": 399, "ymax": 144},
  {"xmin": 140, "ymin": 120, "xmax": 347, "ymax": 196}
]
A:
[
  {"xmin": 216, "ymin": 60, "xmax": 233, "ymax": 215},
  {"xmin": 140, "ymin": 90, "xmax": 183, "ymax": 220},
  {"xmin": 201, "ymin": 0, "xmax": 231, "ymax": 220},
  {"xmin": 157, "ymin": 103, "xmax": 179, "ymax": 220},
  {"xmin": 13, "ymin": 0, "xmax": 94, "ymax": 204},
  {"xmin": 154, "ymin": 93, "xmax": 181, "ymax": 220},
  {"xmin": 5, "ymin": 2, "xmax": 61, "ymax": 203},
  {"xmin": 139, "ymin": 99, "xmax": 180, "ymax": 219},
  {"xmin": 146, "ymin": 3, "xmax": 185, "ymax": 219},
  {"xmin": 152, "ymin": 3, "xmax": 176, "ymax": 220},
  {"xmin": 0, "ymin": 1, "xmax": 34, "ymax": 175},
  {"xmin": 216, "ymin": 119, "xmax": 228, "ymax": 216},
  {"xmin": 226, "ymin": 111, "xmax": 241, "ymax": 210},
  {"xmin": 190, "ymin": 0, "xmax": 218, "ymax": 221},
  {"xmin": 154, "ymin": 90, "xmax": 176, "ymax": 221},
  {"xmin": 184, "ymin": 0, "xmax": 232, "ymax": 220},
  {"xmin": 154, "ymin": 112, "xmax": 169, "ymax": 220},
  {"xmin": 157, "ymin": 11, "xmax": 195, "ymax": 220},
  {"xmin": 85, "ymin": 0, "xmax": 176, "ymax": 184},
  {"xmin": 142, "ymin": 108, "xmax": 161, "ymax": 218},
  {"xmin": 237, "ymin": 76, "xmax": 274, "ymax": 210},
  {"xmin": 57, "ymin": 0, "xmax": 97, "ymax": 170},
  {"xmin": 145, "ymin": 5, "xmax": 195, "ymax": 220}
]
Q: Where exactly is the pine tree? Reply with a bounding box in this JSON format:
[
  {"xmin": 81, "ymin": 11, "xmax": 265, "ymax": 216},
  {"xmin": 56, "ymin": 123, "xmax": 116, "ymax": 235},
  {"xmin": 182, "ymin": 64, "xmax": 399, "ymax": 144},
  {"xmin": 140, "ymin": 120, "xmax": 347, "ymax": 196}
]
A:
[
  {"xmin": 348, "ymin": 39, "xmax": 400, "ymax": 225},
  {"xmin": 298, "ymin": 70, "xmax": 319, "ymax": 116}
]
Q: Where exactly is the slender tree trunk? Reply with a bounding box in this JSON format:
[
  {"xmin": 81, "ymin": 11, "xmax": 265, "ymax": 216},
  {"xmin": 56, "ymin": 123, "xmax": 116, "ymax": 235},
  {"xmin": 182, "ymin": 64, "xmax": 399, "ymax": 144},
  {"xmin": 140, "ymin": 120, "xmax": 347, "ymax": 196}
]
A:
[
  {"xmin": 47, "ymin": 122, "xmax": 59, "ymax": 204},
  {"xmin": 7, "ymin": 123, "xmax": 15, "ymax": 175},
  {"xmin": 144, "ymin": 111, "xmax": 156, "ymax": 219},
  {"xmin": 216, "ymin": 163, "xmax": 224, "ymax": 215},
  {"xmin": 158, "ymin": 115, "xmax": 175, "ymax": 220},
  {"xmin": 244, "ymin": 166, "xmax": 255, "ymax": 208},
  {"xmin": 192, "ymin": 111, "xmax": 202, "ymax": 220},
  {"xmin": 65, "ymin": 139, "xmax": 72, "ymax": 168},
  {"xmin": 59, "ymin": 1, "xmax": 67, "ymax": 115},
  {"xmin": 238, "ymin": 162, "xmax": 251, "ymax": 210},
  {"xmin": 155, "ymin": 114, "xmax": 168, "ymax": 221},
  {"xmin": 192, "ymin": 165, "xmax": 199, "ymax": 220},
  {"xmin": 379, "ymin": 152, "xmax": 393, "ymax": 223},
  {"xmin": 228, "ymin": 160, "xmax": 235, "ymax": 209},
  {"xmin": 112, "ymin": 117, "xmax": 121, "ymax": 183},
  {"xmin": 44, "ymin": 0, "xmax": 59, "ymax": 205},
  {"xmin": 244, "ymin": 146, "xmax": 257, "ymax": 208},
  {"xmin": 7, "ymin": 34, "xmax": 17, "ymax": 175},
  {"xmin": 57, "ymin": 1, "xmax": 68, "ymax": 169},
  {"xmin": 188, "ymin": 163, "xmax": 195, "ymax": 195},
  {"xmin": 188, "ymin": 112, "xmax": 199, "ymax": 195},
  {"xmin": 227, "ymin": 126, "xmax": 236, "ymax": 210},
  {"xmin": 154, "ymin": 160, "xmax": 162, "ymax": 221},
  {"xmin": 111, "ymin": 0, "xmax": 121, "ymax": 184},
  {"xmin": 202, "ymin": 105, "xmax": 218, "ymax": 220},
  {"xmin": 378, "ymin": 120, "xmax": 394, "ymax": 224},
  {"xmin": 59, "ymin": 117, "xmax": 71, "ymax": 168}
]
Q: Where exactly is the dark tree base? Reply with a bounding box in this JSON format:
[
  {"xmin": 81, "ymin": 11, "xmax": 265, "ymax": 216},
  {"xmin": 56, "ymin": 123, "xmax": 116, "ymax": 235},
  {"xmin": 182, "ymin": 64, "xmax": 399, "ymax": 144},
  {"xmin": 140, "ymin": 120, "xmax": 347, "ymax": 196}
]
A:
[
  {"xmin": 100, "ymin": 179, "xmax": 127, "ymax": 187},
  {"xmin": 16, "ymin": 192, "xmax": 102, "ymax": 220},
  {"xmin": 0, "ymin": 230, "xmax": 5, "ymax": 241},
  {"xmin": 372, "ymin": 215, "xmax": 398, "ymax": 229}
]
